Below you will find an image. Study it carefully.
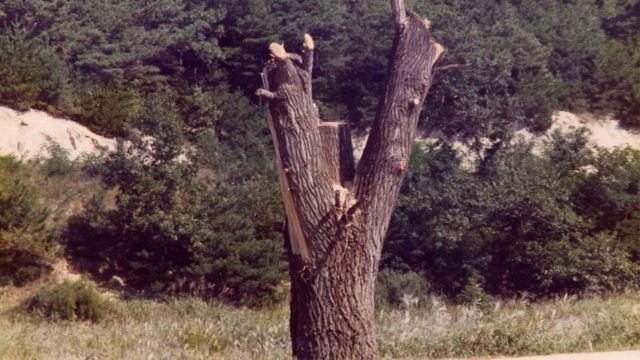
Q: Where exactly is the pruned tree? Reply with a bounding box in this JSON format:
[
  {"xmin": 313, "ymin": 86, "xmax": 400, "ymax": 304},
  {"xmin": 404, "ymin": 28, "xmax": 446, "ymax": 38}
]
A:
[{"xmin": 255, "ymin": 0, "xmax": 444, "ymax": 358}]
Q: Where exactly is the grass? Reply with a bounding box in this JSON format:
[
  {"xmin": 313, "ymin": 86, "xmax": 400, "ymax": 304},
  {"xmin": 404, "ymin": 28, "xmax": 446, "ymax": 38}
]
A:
[
  {"xmin": 1, "ymin": 286, "xmax": 639, "ymax": 360},
  {"xmin": 377, "ymin": 294, "xmax": 640, "ymax": 358}
]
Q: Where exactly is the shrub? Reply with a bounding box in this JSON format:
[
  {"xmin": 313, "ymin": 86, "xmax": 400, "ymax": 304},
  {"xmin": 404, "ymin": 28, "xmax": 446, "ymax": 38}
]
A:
[
  {"xmin": 72, "ymin": 81, "xmax": 142, "ymax": 136},
  {"xmin": 376, "ymin": 269, "xmax": 431, "ymax": 308},
  {"xmin": 65, "ymin": 94, "xmax": 286, "ymax": 305},
  {"xmin": 384, "ymin": 139, "xmax": 640, "ymax": 300},
  {"xmin": 40, "ymin": 139, "xmax": 74, "ymax": 177},
  {"xmin": 0, "ymin": 156, "xmax": 55, "ymax": 286},
  {"xmin": 24, "ymin": 281, "xmax": 111, "ymax": 322}
]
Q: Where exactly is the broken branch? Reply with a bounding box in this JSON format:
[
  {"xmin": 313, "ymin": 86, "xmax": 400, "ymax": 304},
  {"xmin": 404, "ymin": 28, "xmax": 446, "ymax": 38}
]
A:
[
  {"xmin": 390, "ymin": 0, "xmax": 408, "ymax": 30},
  {"xmin": 434, "ymin": 62, "xmax": 470, "ymax": 73},
  {"xmin": 303, "ymin": 33, "xmax": 314, "ymax": 75},
  {"xmin": 256, "ymin": 88, "xmax": 277, "ymax": 100},
  {"xmin": 269, "ymin": 43, "xmax": 287, "ymax": 61}
]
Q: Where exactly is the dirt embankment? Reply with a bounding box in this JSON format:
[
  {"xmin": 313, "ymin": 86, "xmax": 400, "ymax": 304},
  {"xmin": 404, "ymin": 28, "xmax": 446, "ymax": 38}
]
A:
[
  {"xmin": 0, "ymin": 106, "xmax": 115, "ymax": 160},
  {"xmin": 353, "ymin": 111, "xmax": 640, "ymax": 161}
]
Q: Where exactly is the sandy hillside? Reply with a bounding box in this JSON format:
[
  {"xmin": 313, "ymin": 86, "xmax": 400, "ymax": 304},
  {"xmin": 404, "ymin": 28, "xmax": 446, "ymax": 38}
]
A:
[
  {"xmin": 0, "ymin": 106, "xmax": 116, "ymax": 160},
  {"xmin": 353, "ymin": 111, "xmax": 640, "ymax": 160},
  {"xmin": 2, "ymin": 106, "xmax": 638, "ymax": 162},
  {"xmin": 515, "ymin": 111, "xmax": 640, "ymax": 151}
]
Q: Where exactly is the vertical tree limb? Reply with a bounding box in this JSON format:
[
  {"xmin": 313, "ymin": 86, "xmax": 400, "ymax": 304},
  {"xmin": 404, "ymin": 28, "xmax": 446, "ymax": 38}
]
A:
[
  {"xmin": 390, "ymin": 0, "xmax": 408, "ymax": 30},
  {"xmin": 354, "ymin": 10, "xmax": 443, "ymax": 251},
  {"xmin": 259, "ymin": 70, "xmax": 311, "ymax": 262}
]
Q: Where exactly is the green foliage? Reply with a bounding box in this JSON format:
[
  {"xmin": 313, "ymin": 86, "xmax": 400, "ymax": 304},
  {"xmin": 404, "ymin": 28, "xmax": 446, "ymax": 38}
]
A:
[
  {"xmin": 65, "ymin": 93, "xmax": 286, "ymax": 305},
  {"xmin": 40, "ymin": 140, "xmax": 74, "ymax": 177},
  {"xmin": 384, "ymin": 137, "xmax": 640, "ymax": 299},
  {"xmin": 375, "ymin": 269, "xmax": 431, "ymax": 308},
  {"xmin": 0, "ymin": 0, "xmax": 637, "ymax": 131},
  {"xmin": 24, "ymin": 281, "xmax": 112, "ymax": 322},
  {"xmin": 416, "ymin": 0, "xmax": 559, "ymax": 141},
  {"xmin": 0, "ymin": 0, "xmax": 225, "ymax": 87},
  {"xmin": 0, "ymin": 156, "xmax": 54, "ymax": 286},
  {"xmin": 0, "ymin": 24, "xmax": 67, "ymax": 111},
  {"xmin": 71, "ymin": 81, "xmax": 142, "ymax": 136},
  {"xmin": 598, "ymin": 0, "xmax": 640, "ymax": 127},
  {"xmin": 574, "ymin": 147, "xmax": 640, "ymax": 261},
  {"xmin": 0, "ymin": 0, "xmax": 638, "ymax": 305}
]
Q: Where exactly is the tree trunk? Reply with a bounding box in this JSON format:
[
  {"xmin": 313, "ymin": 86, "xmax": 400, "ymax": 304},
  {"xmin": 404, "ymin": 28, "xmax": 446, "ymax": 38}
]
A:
[{"xmin": 256, "ymin": 1, "xmax": 443, "ymax": 358}]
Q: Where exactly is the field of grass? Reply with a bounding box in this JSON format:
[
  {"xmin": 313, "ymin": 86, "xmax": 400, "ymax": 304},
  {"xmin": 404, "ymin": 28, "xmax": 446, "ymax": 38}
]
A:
[{"xmin": 1, "ymin": 282, "xmax": 639, "ymax": 360}]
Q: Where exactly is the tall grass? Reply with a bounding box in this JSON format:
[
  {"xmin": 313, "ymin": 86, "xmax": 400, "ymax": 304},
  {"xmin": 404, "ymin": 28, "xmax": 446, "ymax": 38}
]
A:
[{"xmin": 1, "ymin": 288, "xmax": 639, "ymax": 359}]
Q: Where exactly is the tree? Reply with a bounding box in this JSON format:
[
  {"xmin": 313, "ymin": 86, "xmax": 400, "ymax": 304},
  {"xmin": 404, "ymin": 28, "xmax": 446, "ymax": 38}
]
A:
[
  {"xmin": 0, "ymin": 156, "xmax": 54, "ymax": 286},
  {"xmin": 254, "ymin": 1, "xmax": 443, "ymax": 358},
  {"xmin": 384, "ymin": 137, "xmax": 638, "ymax": 301},
  {"xmin": 65, "ymin": 93, "xmax": 286, "ymax": 304}
]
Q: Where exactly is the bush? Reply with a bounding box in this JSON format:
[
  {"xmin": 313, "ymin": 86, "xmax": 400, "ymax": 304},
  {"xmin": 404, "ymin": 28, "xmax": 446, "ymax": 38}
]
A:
[
  {"xmin": 24, "ymin": 281, "xmax": 111, "ymax": 322},
  {"xmin": 376, "ymin": 269, "xmax": 431, "ymax": 308},
  {"xmin": 65, "ymin": 94, "xmax": 286, "ymax": 305},
  {"xmin": 383, "ymin": 139, "xmax": 640, "ymax": 300},
  {"xmin": 0, "ymin": 156, "xmax": 55, "ymax": 286},
  {"xmin": 40, "ymin": 140, "xmax": 74, "ymax": 177},
  {"xmin": 72, "ymin": 81, "xmax": 142, "ymax": 136}
]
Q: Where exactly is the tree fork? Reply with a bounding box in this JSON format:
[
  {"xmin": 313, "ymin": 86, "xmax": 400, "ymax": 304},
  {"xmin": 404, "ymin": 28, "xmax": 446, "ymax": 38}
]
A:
[{"xmin": 256, "ymin": 1, "xmax": 443, "ymax": 358}]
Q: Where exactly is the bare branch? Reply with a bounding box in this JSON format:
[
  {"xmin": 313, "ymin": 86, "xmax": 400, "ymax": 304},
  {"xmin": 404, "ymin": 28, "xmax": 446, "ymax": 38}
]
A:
[
  {"xmin": 256, "ymin": 88, "xmax": 277, "ymax": 99},
  {"xmin": 390, "ymin": 0, "xmax": 408, "ymax": 30},
  {"xmin": 302, "ymin": 33, "xmax": 316, "ymax": 111},
  {"xmin": 302, "ymin": 33, "xmax": 314, "ymax": 75},
  {"xmin": 434, "ymin": 62, "xmax": 470, "ymax": 73}
]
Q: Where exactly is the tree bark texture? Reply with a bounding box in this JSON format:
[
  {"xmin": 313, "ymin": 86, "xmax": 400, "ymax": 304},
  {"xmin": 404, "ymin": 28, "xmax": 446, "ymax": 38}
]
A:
[{"xmin": 256, "ymin": 1, "xmax": 443, "ymax": 358}]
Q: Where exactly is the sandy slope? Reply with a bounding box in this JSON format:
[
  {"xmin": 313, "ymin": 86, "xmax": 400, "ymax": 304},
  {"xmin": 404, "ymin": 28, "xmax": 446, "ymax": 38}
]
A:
[
  {"xmin": 2, "ymin": 106, "xmax": 638, "ymax": 162},
  {"xmin": 353, "ymin": 111, "xmax": 640, "ymax": 161},
  {"xmin": 515, "ymin": 111, "xmax": 640, "ymax": 151},
  {"xmin": 0, "ymin": 106, "xmax": 115, "ymax": 160}
]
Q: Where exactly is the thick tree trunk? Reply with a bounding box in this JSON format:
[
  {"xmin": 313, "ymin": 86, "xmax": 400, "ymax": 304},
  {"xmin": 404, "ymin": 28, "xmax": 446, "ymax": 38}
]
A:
[{"xmin": 256, "ymin": 1, "xmax": 443, "ymax": 358}]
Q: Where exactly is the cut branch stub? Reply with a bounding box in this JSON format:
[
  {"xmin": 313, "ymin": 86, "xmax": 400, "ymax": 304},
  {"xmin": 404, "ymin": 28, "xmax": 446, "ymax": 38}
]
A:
[
  {"xmin": 269, "ymin": 42, "xmax": 287, "ymax": 61},
  {"xmin": 391, "ymin": 0, "xmax": 408, "ymax": 29},
  {"xmin": 303, "ymin": 33, "xmax": 314, "ymax": 50},
  {"xmin": 301, "ymin": 34, "xmax": 315, "ymax": 104}
]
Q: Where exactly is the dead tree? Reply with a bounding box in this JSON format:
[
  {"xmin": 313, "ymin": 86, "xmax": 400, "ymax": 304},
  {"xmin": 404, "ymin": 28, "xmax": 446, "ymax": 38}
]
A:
[{"xmin": 256, "ymin": 1, "xmax": 443, "ymax": 358}]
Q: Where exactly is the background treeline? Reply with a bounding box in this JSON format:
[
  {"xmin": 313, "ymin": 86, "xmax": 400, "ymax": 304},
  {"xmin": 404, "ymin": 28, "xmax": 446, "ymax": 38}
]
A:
[{"xmin": 0, "ymin": 0, "xmax": 638, "ymax": 305}]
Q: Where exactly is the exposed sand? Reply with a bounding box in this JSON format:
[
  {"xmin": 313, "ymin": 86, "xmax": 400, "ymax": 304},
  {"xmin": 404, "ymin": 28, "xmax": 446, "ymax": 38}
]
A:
[
  {"xmin": 0, "ymin": 106, "xmax": 115, "ymax": 160},
  {"xmin": 354, "ymin": 111, "xmax": 640, "ymax": 161},
  {"xmin": 2, "ymin": 106, "xmax": 638, "ymax": 163},
  {"xmin": 515, "ymin": 111, "xmax": 640, "ymax": 151}
]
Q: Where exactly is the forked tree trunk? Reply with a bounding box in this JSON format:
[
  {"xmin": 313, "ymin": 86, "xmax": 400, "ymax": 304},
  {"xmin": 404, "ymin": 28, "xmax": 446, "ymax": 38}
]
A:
[{"xmin": 256, "ymin": 1, "xmax": 443, "ymax": 358}]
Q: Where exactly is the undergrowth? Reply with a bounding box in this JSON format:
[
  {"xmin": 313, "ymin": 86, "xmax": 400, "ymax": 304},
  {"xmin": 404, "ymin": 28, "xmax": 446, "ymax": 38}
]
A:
[{"xmin": 1, "ymin": 289, "xmax": 638, "ymax": 359}]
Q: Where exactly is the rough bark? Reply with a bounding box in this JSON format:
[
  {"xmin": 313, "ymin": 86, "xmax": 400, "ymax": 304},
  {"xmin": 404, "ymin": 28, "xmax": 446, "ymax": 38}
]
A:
[{"xmin": 256, "ymin": 1, "xmax": 443, "ymax": 358}]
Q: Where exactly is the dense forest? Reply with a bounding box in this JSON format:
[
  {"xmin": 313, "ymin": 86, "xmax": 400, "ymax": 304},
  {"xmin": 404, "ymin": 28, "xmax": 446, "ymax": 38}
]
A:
[{"xmin": 1, "ymin": 0, "xmax": 639, "ymax": 305}]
